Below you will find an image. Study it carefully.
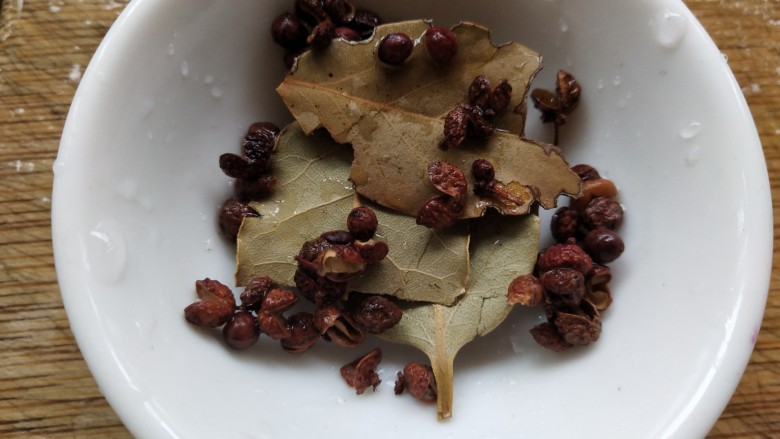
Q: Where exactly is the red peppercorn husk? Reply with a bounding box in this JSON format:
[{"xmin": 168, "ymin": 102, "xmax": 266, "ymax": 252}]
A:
[{"xmin": 340, "ymin": 348, "xmax": 382, "ymax": 394}]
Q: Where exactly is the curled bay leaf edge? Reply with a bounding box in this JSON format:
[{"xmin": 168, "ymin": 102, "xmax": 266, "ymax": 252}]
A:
[{"xmin": 278, "ymin": 19, "xmax": 581, "ymax": 218}]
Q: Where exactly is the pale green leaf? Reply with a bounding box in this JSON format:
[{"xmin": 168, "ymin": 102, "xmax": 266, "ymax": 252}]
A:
[
  {"xmin": 236, "ymin": 122, "xmax": 471, "ymax": 305},
  {"xmin": 380, "ymin": 212, "xmax": 540, "ymax": 419}
]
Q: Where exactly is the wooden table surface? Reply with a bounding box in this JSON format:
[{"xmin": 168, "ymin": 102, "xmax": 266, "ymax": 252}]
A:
[{"xmin": 1, "ymin": 0, "xmax": 778, "ymax": 437}]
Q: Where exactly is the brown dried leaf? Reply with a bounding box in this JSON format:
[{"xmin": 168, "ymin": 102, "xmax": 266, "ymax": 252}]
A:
[{"xmin": 277, "ymin": 20, "xmax": 580, "ymax": 218}]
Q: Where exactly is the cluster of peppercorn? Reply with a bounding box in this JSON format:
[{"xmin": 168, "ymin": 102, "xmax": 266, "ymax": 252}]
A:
[
  {"xmin": 530, "ymin": 70, "xmax": 581, "ymax": 146},
  {"xmin": 415, "ymin": 75, "xmax": 522, "ymax": 230},
  {"xmin": 507, "ymin": 164, "xmax": 624, "ymax": 352},
  {"xmin": 272, "ymin": 0, "xmax": 460, "ymax": 69},
  {"xmin": 271, "ymin": 0, "xmax": 383, "ymax": 69},
  {"xmin": 416, "ymin": 161, "xmax": 468, "ymax": 229},
  {"xmin": 376, "ymin": 25, "xmax": 459, "ymax": 66},
  {"xmin": 217, "ymin": 122, "xmax": 280, "ymax": 241},
  {"xmin": 187, "ymin": 206, "xmax": 408, "ymax": 393},
  {"xmin": 442, "ymin": 75, "xmax": 513, "ymax": 150}
]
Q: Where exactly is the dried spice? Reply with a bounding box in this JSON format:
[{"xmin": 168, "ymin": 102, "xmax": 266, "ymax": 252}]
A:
[
  {"xmin": 537, "ymin": 240, "xmax": 594, "ymax": 275},
  {"xmin": 526, "ymin": 164, "xmax": 625, "ymax": 351},
  {"xmin": 530, "ymin": 70, "xmax": 581, "ymax": 145},
  {"xmin": 346, "ymin": 207, "xmax": 378, "ymax": 241},
  {"xmin": 552, "ymin": 299, "xmax": 601, "ymax": 346},
  {"xmin": 352, "ymin": 295, "xmax": 403, "ymax": 334},
  {"xmin": 223, "ymin": 311, "xmax": 260, "ymax": 350},
  {"xmin": 380, "ymin": 213, "xmax": 539, "ymax": 419},
  {"xmin": 416, "ymin": 161, "xmax": 467, "ymax": 229},
  {"xmin": 236, "ymin": 123, "xmax": 471, "ymax": 306},
  {"xmin": 314, "ymin": 303, "xmax": 365, "ymax": 346},
  {"xmin": 378, "ymin": 32, "xmax": 414, "ymax": 65},
  {"xmin": 467, "ymin": 75, "xmax": 512, "ymax": 118},
  {"xmin": 277, "ymin": 20, "xmax": 580, "ymax": 218},
  {"xmin": 190, "ymin": 8, "xmax": 630, "ymax": 420},
  {"xmin": 184, "ymin": 279, "xmax": 237, "ymax": 327},
  {"xmin": 471, "ymin": 158, "xmax": 535, "ymax": 215},
  {"xmin": 570, "ymin": 163, "xmax": 601, "ymax": 182},
  {"xmin": 540, "ymin": 267, "xmax": 586, "ymax": 307},
  {"xmin": 529, "ymin": 322, "xmax": 572, "ymax": 352},
  {"xmin": 218, "ymin": 198, "xmax": 259, "ymax": 241},
  {"xmin": 281, "ymin": 311, "xmax": 320, "ymax": 353},
  {"xmin": 219, "ymin": 122, "xmax": 279, "ymax": 186},
  {"xmin": 507, "ymin": 274, "xmax": 544, "ymax": 307},
  {"xmin": 571, "ymin": 178, "xmax": 618, "ymax": 211},
  {"xmin": 395, "ymin": 362, "xmax": 437, "ymax": 402},
  {"xmin": 424, "ymin": 27, "xmax": 458, "ymax": 64},
  {"xmin": 442, "ymin": 104, "xmax": 495, "ymax": 149},
  {"xmin": 581, "ymin": 197, "xmax": 624, "ymax": 230},
  {"xmin": 257, "ymin": 288, "xmax": 298, "ymax": 340},
  {"xmin": 340, "ymin": 348, "xmax": 383, "ymax": 394},
  {"xmin": 239, "ymin": 275, "xmax": 279, "ymax": 312},
  {"xmin": 550, "ymin": 206, "xmax": 580, "ymax": 243},
  {"xmin": 583, "ymin": 229, "xmax": 624, "ymax": 263}
]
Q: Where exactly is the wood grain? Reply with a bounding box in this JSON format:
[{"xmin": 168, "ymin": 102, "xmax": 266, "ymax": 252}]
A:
[{"xmin": 0, "ymin": 1, "xmax": 777, "ymax": 437}]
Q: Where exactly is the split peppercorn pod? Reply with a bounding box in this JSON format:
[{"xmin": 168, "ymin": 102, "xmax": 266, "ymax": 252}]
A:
[
  {"xmin": 351, "ymin": 295, "xmax": 402, "ymax": 334},
  {"xmin": 394, "ymin": 362, "xmax": 437, "ymax": 403},
  {"xmin": 416, "ymin": 161, "xmax": 467, "ymax": 229},
  {"xmin": 340, "ymin": 348, "xmax": 382, "ymax": 394},
  {"xmin": 184, "ymin": 278, "xmax": 237, "ymax": 328},
  {"xmin": 314, "ymin": 303, "xmax": 365, "ymax": 346}
]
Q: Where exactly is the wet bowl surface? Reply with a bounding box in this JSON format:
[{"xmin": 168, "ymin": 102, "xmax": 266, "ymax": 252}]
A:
[{"xmin": 52, "ymin": 0, "xmax": 772, "ymax": 437}]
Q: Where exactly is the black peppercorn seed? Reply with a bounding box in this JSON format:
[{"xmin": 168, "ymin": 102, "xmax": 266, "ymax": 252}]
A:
[
  {"xmin": 471, "ymin": 159, "xmax": 495, "ymax": 183},
  {"xmin": 424, "ymin": 27, "xmax": 458, "ymax": 64},
  {"xmin": 582, "ymin": 197, "xmax": 624, "ymax": 230},
  {"xmin": 550, "ymin": 206, "xmax": 580, "ymax": 243},
  {"xmin": 347, "ymin": 207, "xmax": 378, "ymax": 241},
  {"xmin": 583, "ymin": 229, "xmax": 625, "ymax": 263},
  {"xmin": 271, "ymin": 13, "xmax": 308, "ymax": 51},
  {"xmin": 378, "ymin": 32, "xmax": 413, "ymax": 65},
  {"xmin": 223, "ymin": 311, "xmax": 260, "ymax": 350}
]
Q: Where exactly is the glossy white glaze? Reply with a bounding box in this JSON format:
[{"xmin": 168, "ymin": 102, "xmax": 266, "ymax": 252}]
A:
[{"xmin": 52, "ymin": 0, "xmax": 772, "ymax": 437}]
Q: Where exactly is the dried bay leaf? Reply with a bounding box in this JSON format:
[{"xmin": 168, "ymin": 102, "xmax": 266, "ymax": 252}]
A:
[
  {"xmin": 380, "ymin": 213, "xmax": 540, "ymax": 419},
  {"xmin": 277, "ymin": 20, "xmax": 581, "ymax": 218},
  {"xmin": 284, "ymin": 20, "xmax": 534, "ymax": 133},
  {"xmin": 236, "ymin": 122, "xmax": 471, "ymax": 305}
]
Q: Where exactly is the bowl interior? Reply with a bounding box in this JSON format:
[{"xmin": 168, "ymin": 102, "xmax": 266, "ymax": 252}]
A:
[{"xmin": 53, "ymin": 0, "xmax": 771, "ymax": 437}]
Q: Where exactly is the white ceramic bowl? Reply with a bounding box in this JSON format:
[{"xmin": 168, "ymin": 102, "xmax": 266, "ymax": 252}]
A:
[{"xmin": 53, "ymin": 0, "xmax": 772, "ymax": 437}]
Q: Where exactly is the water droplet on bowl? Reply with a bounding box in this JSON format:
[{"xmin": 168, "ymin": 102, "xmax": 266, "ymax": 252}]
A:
[
  {"xmin": 679, "ymin": 121, "xmax": 702, "ymax": 140},
  {"xmin": 654, "ymin": 9, "xmax": 688, "ymax": 49},
  {"xmin": 84, "ymin": 221, "xmax": 127, "ymax": 284},
  {"xmin": 685, "ymin": 144, "xmax": 701, "ymax": 166},
  {"xmin": 180, "ymin": 61, "xmax": 189, "ymax": 78},
  {"xmin": 558, "ymin": 17, "xmax": 569, "ymax": 33},
  {"xmin": 52, "ymin": 159, "xmax": 65, "ymax": 175}
]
